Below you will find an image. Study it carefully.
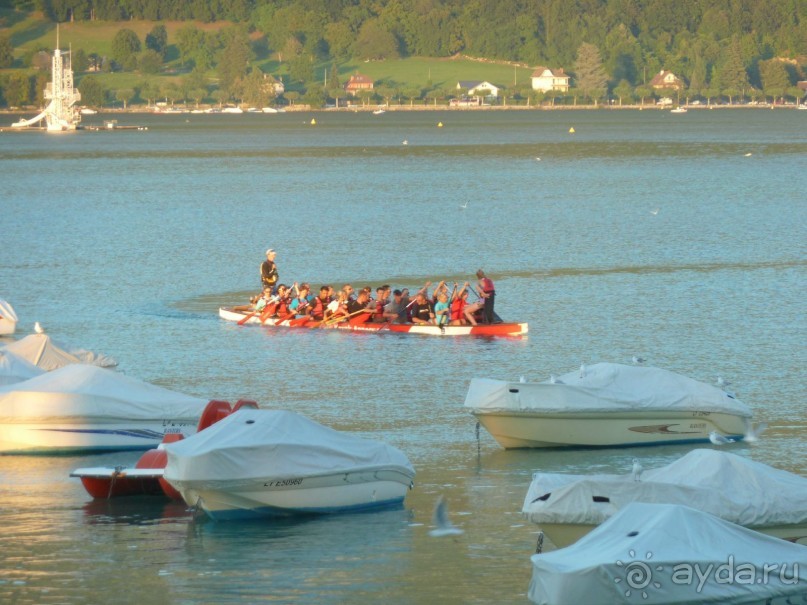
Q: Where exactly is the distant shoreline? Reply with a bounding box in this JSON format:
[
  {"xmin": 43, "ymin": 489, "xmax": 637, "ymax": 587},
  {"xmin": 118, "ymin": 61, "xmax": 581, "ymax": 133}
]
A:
[{"xmin": 1, "ymin": 102, "xmax": 802, "ymax": 116}]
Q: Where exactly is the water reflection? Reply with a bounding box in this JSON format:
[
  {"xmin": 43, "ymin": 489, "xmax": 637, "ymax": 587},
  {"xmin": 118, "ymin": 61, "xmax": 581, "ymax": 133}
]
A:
[
  {"xmin": 81, "ymin": 496, "xmax": 192, "ymax": 526},
  {"xmin": 173, "ymin": 508, "xmax": 415, "ymax": 605}
]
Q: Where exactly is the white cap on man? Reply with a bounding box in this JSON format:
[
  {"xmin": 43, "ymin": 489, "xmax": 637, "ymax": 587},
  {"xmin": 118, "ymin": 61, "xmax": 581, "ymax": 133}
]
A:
[{"xmin": 266, "ymin": 248, "xmax": 275, "ymax": 256}]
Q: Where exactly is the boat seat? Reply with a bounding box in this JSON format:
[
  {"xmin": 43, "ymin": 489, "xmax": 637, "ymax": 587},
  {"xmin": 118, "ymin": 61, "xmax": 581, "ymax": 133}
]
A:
[
  {"xmin": 197, "ymin": 400, "xmax": 232, "ymax": 432},
  {"xmin": 233, "ymin": 399, "xmax": 259, "ymax": 412}
]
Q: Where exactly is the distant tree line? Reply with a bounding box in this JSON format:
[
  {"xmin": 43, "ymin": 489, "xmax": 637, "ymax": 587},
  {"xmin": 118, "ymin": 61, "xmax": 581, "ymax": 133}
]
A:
[
  {"xmin": 35, "ymin": 0, "xmax": 805, "ymax": 74},
  {"xmin": 2, "ymin": 1, "xmax": 805, "ymax": 109}
]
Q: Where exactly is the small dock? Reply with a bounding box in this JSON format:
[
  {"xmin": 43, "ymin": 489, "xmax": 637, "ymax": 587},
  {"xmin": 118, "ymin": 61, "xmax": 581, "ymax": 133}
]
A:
[{"xmin": 80, "ymin": 120, "xmax": 148, "ymax": 131}]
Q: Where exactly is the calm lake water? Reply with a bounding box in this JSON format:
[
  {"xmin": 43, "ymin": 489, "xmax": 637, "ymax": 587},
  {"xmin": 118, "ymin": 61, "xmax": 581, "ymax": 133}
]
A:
[{"xmin": 1, "ymin": 109, "xmax": 805, "ymax": 604}]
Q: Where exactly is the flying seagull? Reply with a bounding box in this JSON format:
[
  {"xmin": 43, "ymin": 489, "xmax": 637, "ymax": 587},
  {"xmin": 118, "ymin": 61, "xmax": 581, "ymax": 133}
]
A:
[
  {"xmin": 428, "ymin": 495, "xmax": 464, "ymax": 537},
  {"xmin": 459, "ymin": 201, "xmax": 468, "ymax": 210},
  {"xmin": 744, "ymin": 420, "xmax": 768, "ymax": 443},
  {"xmin": 631, "ymin": 458, "xmax": 643, "ymax": 482},
  {"xmin": 650, "ymin": 208, "xmax": 660, "ymax": 215},
  {"xmin": 709, "ymin": 431, "xmax": 736, "ymax": 445}
]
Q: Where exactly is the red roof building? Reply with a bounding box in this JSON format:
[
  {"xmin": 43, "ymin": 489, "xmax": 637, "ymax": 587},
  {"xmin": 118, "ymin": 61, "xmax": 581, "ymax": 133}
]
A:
[{"xmin": 345, "ymin": 74, "xmax": 374, "ymax": 95}]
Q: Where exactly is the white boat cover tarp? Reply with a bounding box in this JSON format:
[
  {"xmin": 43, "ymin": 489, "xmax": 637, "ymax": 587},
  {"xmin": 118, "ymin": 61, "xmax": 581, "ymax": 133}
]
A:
[
  {"xmin": 164, "ymin": 409, "xmax": 415, "ymax": 483},
  {"xmin": 0, "ymin": 350, "xmax": 44, "ymax": 386},
  {"xmin": 465, "ymin": 363, "xmax": 751, "ymax": 417},
  {"xmin": 0, "ymin": 299, "xmax": 18, "ymax": 323},
  {"xmin": 1, "ymin": 334, "xmax": 117, "ymax": 370},
  {"xmin": 523, "ymin": 449, "xmax": 807, "ymax": 528},
  {"xmin": 0, "ymin": 299, "xmax": 17, "ymax": 335},
  {"xmin": 0, "ymin": 364, "xmax": 207, "ymax": 422},
  {"xmin": 529, "ymin": 502, "xmax": 807, "ymax": 605}
]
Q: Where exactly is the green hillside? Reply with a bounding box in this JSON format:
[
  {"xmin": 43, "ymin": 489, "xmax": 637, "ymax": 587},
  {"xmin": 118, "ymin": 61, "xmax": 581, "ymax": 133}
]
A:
[{"xmin": 1, "ymin": 2, "xmax": 805, "ymax": 109}]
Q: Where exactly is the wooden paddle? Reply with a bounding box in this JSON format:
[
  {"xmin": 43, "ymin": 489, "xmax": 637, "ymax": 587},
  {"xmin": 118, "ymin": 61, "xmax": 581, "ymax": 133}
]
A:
[
  {"xmin": 319, "ymin": 307, "xmax": 373, "ymax": 327},
  {"xmin": 278, "ymin": 298, "xmax": 310, "ymax": 325},
  {"xmin": 259, "ymin": 293, "xmax": 284, "ymax": 324},
  {"xmin": 237, "ymin": 310, "xmax": 259, "ymax": 325},
  {"xmin": 259, "ymin": 305, "xmax": 276, "ymax": 324}
]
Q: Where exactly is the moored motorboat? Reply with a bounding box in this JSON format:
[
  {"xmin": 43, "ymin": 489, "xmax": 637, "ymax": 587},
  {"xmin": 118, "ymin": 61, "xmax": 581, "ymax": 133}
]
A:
[
  {"xmin": 163, "ymin": 408, "xmax": 416, "ymax": 520},
  {"xmin": 464, "ymin": 363, "xmax": 752, "ymax": 448},
  {"xmin": 0, "ymin": 298, "xmax": 18, "ymax": 335},
  {"xmin": 2, "ymin": 333, "xmax": 117, "ymax": 370},
  {"xmin": 219, "ymin": 306, "xmax": 527, "ymax": 337},
  {"xmin": 529, "ymin": 502, "xmax": 807, "ymax": 605},
  {"xmin": 523, "ymin": 449, "xmax": 807, "ymax": 547},
  {"xmin": 0, "ymin": 364, "xmax": 209, "ymax": 454},
  {"xmin": 0, "ymin": 350, "xmax": 43, "ymax": 387}
]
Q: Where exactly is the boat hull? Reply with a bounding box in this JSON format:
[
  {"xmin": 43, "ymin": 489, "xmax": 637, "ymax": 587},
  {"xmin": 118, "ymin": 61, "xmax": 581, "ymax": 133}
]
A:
[
  {"xmin": 219, "ymin": 307, "xmax": 527, "ymax": 337},
  {"xmin": 0, "ymin": 319, "xmax": 15, "ymax": 336},
  {"xmin": 471, "ymin": 410, "xmax": 747, "ymax": 449},
  {"xmin": 71, "ymin": 467, "xmax": 166, "ymax": 498},
  {"xmin": 537, "ymin": 521, "xmax": 807, "ymax": 549},
  {"xmin": 169, "ymin": 469, "xmax": 414, "ymax": 520},
  {"xmin": 0, "ymin": 421, "xmax": 195, "ymax": 455}
]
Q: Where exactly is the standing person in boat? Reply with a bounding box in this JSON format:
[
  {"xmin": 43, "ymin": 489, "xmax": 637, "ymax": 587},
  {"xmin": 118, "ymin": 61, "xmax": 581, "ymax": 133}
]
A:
[
  {"xmin": 410, "ymin": 292, "xmax": 435, "ymax": 325},
  {"xmin": 475, "ymin": 269, "xmax": 496, "ymax": 324},
  {"xmin": 260, "ymin": 249, "xmax": 279, "ymax": 293}
]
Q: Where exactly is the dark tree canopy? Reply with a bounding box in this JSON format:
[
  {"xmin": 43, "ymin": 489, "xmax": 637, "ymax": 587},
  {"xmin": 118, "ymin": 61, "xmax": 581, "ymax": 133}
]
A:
[
  {"xmin": 0, "ymin": 34, "xmax": 13, "ymax": 69},
  {"xmin": 111, "ymin": 28, "xmax": 141, "ymax": 70},
  {"xmin": 145, "ymin": 24, "xmax": 168, "ymax": 58},
  {"xmin": 21, "ymin": 0, "xmax": 807, "ymax": 103},
  {"xmin": 78, "ymin": 75, "xmax": 105, "ymax": 106}
]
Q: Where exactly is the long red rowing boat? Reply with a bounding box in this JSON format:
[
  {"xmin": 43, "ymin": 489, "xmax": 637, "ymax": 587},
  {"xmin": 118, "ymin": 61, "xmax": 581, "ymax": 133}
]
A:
[{"xmin": 219, "ymin": 307, "xmax": 528, "ymax": 337}]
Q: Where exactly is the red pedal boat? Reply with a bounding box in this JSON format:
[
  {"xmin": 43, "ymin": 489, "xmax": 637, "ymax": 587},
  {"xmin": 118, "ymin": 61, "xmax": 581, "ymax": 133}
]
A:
[{"xmin": 71, "ymin": 400, "xmax": 258, "ymax": 499}]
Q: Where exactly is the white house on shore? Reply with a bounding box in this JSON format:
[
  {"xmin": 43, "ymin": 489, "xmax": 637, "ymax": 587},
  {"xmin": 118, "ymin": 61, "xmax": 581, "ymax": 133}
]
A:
[
  {"xmin": 531, "ymin": 67, "xmax": 570, "ymax": 92},
  {"xmin": 650, "ymin": 70, "xmax": 685, "ymax": 91},
  {"xmin": 457, "ymin": 80, "xmax": 501, "ymax": 98}
]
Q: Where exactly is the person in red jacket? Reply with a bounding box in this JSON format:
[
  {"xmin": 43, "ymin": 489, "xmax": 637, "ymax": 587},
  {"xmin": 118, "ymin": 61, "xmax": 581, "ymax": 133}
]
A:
[{"xmin": 475, "ymin": 269, "xmax": 496, "ymax": 324}]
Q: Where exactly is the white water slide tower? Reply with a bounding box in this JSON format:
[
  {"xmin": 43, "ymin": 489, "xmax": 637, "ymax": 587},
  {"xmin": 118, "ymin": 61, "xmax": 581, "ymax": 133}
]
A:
[{"xmin": 12, "ymin": 28, "xmax": 81, "ymax": 131}]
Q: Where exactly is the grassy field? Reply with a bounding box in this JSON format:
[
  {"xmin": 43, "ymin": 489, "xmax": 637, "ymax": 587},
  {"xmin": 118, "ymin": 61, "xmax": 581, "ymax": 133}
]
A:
[{"xmin": 2, "ymin": 8, "xmax": 536, "ymax": 96}]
